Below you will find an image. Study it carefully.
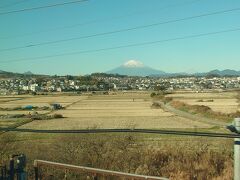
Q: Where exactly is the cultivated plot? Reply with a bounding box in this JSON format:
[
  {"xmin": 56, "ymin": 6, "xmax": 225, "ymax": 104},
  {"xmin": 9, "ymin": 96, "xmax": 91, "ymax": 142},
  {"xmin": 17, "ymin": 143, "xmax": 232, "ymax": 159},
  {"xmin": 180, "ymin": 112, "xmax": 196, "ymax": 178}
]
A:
[
  {"xmin": 22, "ymin": 93, "xmax": 212, "ymax": 130},
  {"xmin": 168, "ymin": 92, "xmax": 240, "ymax": 113}
]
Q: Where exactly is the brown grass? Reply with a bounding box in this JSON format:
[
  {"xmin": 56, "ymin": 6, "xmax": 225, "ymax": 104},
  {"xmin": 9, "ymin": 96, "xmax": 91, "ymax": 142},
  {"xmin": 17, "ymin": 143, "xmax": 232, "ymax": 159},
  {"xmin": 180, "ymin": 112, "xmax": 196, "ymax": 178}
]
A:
[
  {"xmin": 7, "ymin": 134, "xmax": 233, "ymax": 180},
  {"xmin": 168, "ymin": 92, "xmax": 240, "ymax": 114},
  {"xmin": 171, "ymin": 101, "xmax": 240, "ymax": 122}
]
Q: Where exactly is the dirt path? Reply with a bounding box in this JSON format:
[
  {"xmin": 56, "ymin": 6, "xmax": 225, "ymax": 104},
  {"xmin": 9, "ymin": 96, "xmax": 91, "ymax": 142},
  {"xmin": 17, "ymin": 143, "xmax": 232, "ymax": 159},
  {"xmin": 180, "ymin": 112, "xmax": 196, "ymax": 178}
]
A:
[{"xmin": 154, "ymin": 101, "xmax": 228, "ymax": 127}]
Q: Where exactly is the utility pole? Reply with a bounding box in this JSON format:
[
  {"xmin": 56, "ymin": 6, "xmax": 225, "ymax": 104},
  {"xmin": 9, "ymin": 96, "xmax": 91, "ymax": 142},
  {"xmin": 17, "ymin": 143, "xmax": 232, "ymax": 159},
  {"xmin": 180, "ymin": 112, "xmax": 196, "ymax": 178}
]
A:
[{"xmin": 234, "ymin": 118, "xmax": 240, "ymax": 180}]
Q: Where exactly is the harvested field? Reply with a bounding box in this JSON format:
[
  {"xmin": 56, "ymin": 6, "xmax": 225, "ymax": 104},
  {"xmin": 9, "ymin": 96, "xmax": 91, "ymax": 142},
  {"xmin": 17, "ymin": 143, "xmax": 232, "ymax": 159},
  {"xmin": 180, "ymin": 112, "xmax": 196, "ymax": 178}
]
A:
[
  {"xmin": 176, "ymin": 98, "xmax": 238, "ymax": 113},
  {"xmin": 168, "ymin": 91, "xmax": 237, "ymax": 99},
  {"xmin": 0, "ymin": 95, "xmax": 87, "ymax": 129},
  {"xmin": 21, "ymin": 93, "xmax": 211, "ymax": 130},
  {"xmin": 0, "ymin": 118, "xmax": 30, "ymax": 128},
  {"xmin": 21, "ymin": 116, "xmax": 210, "ymax": 129},
  {"xmin": 168, "ymin": 91, "xmax": 240, "ymax": 113},
  {"xmin": 0, "ymin": 110, "xmax": 49, "ymax": 115},
  {"xmin": 0, "ymin": 96, "xmax": 86, "ymax": 109}
]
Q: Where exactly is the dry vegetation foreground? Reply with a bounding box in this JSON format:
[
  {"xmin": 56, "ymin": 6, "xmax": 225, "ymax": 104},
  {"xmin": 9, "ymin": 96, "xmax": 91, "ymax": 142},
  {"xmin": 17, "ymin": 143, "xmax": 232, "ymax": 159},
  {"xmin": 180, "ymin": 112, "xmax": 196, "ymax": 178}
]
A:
[{"xmin": 0, "ymin": 133, "xmax": 234, "ymax": 180}]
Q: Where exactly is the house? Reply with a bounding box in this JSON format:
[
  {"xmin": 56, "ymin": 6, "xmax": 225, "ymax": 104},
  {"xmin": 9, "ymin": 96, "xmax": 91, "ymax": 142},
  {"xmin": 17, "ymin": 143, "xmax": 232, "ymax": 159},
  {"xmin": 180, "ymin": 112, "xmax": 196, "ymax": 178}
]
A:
[{"xmin": 30, "ymin": 84, "xmax": 39, "ymax": 92}]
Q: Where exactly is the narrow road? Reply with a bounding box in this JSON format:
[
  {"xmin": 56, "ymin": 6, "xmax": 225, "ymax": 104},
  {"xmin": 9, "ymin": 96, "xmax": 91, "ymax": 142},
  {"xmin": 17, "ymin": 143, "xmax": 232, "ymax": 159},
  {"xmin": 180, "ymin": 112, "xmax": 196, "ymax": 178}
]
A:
[
  {"xmin": 0, "ymin": 128, "xmax": 239, "ymax": 139},
  {"xmin": 155, "ymin": 101, "xmax": 228, "ymax": 127}
]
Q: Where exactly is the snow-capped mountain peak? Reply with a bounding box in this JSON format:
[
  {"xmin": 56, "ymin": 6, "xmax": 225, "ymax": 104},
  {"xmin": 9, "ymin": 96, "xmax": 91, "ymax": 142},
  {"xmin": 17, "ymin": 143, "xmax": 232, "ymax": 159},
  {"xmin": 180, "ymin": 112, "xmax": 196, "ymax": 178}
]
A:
[
  {"xmin": 107, "ymin": 60, "xmax": 166, "ymax": 76},
  {"xmin": 123, "ymin": 60, "xmax": 144, "ymax": 68}
]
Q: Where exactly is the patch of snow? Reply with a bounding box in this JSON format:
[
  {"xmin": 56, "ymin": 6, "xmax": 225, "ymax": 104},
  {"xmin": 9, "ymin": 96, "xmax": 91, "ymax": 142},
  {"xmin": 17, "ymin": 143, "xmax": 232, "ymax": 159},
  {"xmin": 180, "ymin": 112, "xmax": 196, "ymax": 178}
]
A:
[{"xmin": 123, "ymin": 60, "xmax": 144, "ymax": 68}]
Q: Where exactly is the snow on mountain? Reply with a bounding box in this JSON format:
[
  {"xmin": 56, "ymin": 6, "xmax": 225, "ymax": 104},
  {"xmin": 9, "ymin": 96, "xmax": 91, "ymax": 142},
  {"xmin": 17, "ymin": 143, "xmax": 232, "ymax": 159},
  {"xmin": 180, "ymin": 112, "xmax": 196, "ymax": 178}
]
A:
[
  {"xmin": 107, "ymin": 60, "xmax": 166, "ymax": 77},
  {"xmin": 123, "ymin": 60, "xmax": 144, "ymax": 68}
]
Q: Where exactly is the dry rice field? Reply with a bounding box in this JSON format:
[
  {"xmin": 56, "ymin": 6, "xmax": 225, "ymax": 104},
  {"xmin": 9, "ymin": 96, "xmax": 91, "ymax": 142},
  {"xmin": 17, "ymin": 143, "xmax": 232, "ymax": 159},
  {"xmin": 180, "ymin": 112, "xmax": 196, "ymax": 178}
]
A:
[
  {"xmin": 0, "ymin": 95, "xmax": 86, "ymax": 128},
  {"xmin": 0, "ymin": 95, "xmax": 85, "ymax": 109},
  {"xmin": 20, "ymin": 92, "xmax": 211, "ymax": 130},
  {"xmin": 168, "ymin": 91, "xmax": 240, "ymax": 114}
]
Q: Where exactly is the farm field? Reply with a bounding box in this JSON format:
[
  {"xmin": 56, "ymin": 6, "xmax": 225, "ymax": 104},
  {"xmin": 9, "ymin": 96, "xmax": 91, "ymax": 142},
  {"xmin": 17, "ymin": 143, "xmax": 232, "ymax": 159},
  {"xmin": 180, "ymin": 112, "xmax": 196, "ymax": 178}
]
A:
[
  {"xmin": 0, "ymin": 95, "xmax": 87, "ymax": 129},
  {"xmin": 1, "ymin": 91, "xmax": 238, "ymax": 130},
  {"xmin": 0, "ymin": 119, "xmax": 30, "ymax": 128},
  {"xmin": 167, "ymin": 91, "xmax": 240, "ymax": 114},
  {"xmin": 0, "ymin": 95, "xmax": 85, "ymax": 109},
  {"xmin": 20, "ymin": 92, "xmax": 212, "ymax": 130}
]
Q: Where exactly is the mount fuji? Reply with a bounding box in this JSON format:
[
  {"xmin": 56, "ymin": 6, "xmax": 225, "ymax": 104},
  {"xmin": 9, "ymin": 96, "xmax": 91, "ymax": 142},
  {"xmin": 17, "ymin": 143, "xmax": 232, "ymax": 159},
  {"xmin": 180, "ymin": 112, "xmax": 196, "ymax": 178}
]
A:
[{"xmin": 107, "ymin": 60, "xmax": 166, "ymax": 76}]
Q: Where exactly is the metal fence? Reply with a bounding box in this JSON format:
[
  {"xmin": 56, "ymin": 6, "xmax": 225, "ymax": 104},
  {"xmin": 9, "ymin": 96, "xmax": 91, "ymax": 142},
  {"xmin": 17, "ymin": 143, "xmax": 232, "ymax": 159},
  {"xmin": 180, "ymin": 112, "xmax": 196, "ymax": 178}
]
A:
[
  {"xmin": 0, "ymin": 165, "xmax": 7, "ymax": 180},
  {"xmin": 34, "ymin": 160, "xmax": 168, "ymax": 180}
]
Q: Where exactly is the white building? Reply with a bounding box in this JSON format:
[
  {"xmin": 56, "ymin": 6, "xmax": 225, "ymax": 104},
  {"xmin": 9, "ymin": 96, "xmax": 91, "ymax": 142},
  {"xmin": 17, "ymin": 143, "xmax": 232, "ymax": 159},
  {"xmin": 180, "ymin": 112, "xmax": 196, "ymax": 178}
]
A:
[
  {"xmin": 22, "ymin": 85, "xmax": 29, "ymax": 91},
  {"xmin": 30, "ymin": 84, "xmax": 39, "ymax": 92}
]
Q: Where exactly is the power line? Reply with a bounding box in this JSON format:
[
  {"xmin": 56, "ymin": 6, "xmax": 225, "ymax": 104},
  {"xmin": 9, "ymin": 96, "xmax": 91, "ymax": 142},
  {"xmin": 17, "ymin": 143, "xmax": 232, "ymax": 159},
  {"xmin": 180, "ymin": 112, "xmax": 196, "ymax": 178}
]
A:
[
  {"xmin": 1, "ymin": 27, "xmax": 240, "ymax": 64},
  {"xmin": 0, "ymin": 0, "xmax": 88, "ymax": 16},
  {"xmin": 0, "ymin": 0, "xmax": 202, "ymax": 40},
  {"xmin": 0, "ymin": 0, "xmax": 29, "ymax": 9},
  {"xmin": 1, "ymin": 7, "xmax": 240, "ymax": 52},
  {"xmin": 0, "ymin": 128, "xmax": 239, "ymax": 138}
]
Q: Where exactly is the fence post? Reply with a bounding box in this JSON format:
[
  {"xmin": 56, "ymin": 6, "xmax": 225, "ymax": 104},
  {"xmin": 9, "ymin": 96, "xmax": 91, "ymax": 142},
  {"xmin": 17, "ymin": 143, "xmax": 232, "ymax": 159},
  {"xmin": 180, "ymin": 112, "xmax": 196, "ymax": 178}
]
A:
[
  {"xmin": 234, "ymin": 118, "xmax": 240, "ymax": 180},
  {"xmin": 64, "ymin": 169, "xmax": 67, "ymax": 180},
  {"xmin": 3, "ymin": 165, "xmax": 7, "ymax": 179},
  {"xmin": 16, "ymin": 154, "xmax": 27, "ymax": 180},
  {"xmin": 9, "ymin": 157, "xmax": 14, "ymax": 180},
  {"xmin": 34, "ymin": 161, "xmax": 39, "ymax": 180},
  {"xmin": 93, "ymin": 174, "xmax": 98, "ymax": 180},
  {"xmin": 1, "ymin": 166, "xmax": 3, "ymax": 180}
]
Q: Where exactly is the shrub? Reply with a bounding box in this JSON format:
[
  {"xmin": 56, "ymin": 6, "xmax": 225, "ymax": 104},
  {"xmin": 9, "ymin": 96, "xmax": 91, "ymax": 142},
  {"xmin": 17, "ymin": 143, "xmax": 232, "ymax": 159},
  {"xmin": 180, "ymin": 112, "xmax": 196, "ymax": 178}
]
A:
[
  {"xmin": 151, "ymin": 102, "xmax": 161, "ymax": 109},
  {"xmin": 8, "ymin": 114, "xmax": 26, "ymax": 118},
  {"xmin": 163, "ymin": 97, "xmax": 173, "ymax": 104},
  {"xmin": 52, "ymin": 114, "xmax": 64, "ymax": 119},
  {"xmin": 39, "ymin": 106, "xmax": 50, "ymax": 110},
  {"xmin": 206, "ymin": 99, "xmax": 214, "ymax": 102},
  {"xmin": 150, "ymin": 92, "xmax": 156, "ymax": 97},
  {"xmin": 12, "ymin": 106, "xmax": 23, "ymax": 110},
  {"xmin": 196, "ymin": 99, "xmax": 214, "ymax": 102},
  {"xmin": 31, "ymin": 114, "xmax": 46, "ymax": 120}
]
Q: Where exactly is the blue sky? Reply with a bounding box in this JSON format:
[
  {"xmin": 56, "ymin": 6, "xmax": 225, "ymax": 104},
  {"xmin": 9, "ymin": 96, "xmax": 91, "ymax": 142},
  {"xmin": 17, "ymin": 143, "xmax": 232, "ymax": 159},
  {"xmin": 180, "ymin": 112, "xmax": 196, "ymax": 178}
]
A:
[{"xmin": 0, "ymin": 0, "xmax": 240, "ymax": 75}]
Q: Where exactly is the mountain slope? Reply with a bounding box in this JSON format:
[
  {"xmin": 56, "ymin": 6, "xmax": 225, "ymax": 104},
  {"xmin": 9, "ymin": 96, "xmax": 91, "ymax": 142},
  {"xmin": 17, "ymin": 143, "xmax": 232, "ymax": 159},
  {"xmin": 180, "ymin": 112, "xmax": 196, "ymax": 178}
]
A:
[
  {"xmin": 208, "ymin": 69, "xmax": 240, "ymax": 76},
  {"xmin": 107, "ymin": 60, "xmax": 166, "ymax": 76}
]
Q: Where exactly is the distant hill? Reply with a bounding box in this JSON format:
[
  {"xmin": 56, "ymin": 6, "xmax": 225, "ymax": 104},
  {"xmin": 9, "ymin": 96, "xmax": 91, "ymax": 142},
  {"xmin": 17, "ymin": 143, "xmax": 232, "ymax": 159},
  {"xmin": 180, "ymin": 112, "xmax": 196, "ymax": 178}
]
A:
[
  {"xmin": 207, "ymin": 69, "xmax": 240, "ymax": 76},
  {"xmin": 23, "ymin": 71, "xmax": 34, "ymax": 75},
  {"xmin": 107, "ymin": 60, "xmax": 167, "ymax": 77},
  {"xmin": 0, "ymin": 70, "xmax": 47, "ymax": 78},
  {"xmin": 0, "ymin": 70, "xmax": 7, "ymax": 73},
  {"xmin": 194, "ymin": 69, "xmax": 240, "ymax": 77}
]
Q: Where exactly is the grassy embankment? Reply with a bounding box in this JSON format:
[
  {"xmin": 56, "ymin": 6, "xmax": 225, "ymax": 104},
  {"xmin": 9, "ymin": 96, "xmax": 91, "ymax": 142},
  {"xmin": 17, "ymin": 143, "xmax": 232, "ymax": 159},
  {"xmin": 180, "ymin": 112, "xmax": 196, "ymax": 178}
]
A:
[
  {"xmin": 170, "ymin": 101, "xmax": 240, "ymax": 122},
  {"xmin": 152, "ymin": 91, "xmax": 240, "ymax": 123},
  {"xmin": 0, "ymin": 133, "xmax": 234, "ymax": 180}
]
